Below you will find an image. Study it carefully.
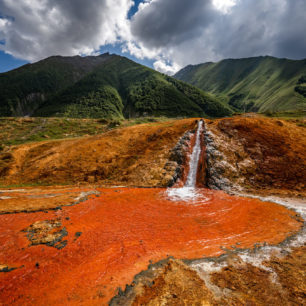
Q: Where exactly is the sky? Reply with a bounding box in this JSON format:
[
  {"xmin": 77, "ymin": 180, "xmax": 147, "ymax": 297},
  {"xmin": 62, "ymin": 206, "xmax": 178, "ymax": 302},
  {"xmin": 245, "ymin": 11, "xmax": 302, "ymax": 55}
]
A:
[{"xmin": 0, "ymin": 0, "xmax": 305, "ymax": 74}]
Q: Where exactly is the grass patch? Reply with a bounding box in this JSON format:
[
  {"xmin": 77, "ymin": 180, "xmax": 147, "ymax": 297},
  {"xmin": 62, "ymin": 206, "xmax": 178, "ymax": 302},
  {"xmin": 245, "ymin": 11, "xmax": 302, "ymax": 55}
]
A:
[
  {"xmin": 0, "ymin": 181, "xmax": 73, "ymax": 188},
  {"xmin": 261, "ymin": 110, "xmax": 306, "ymax": 119},
  {"xmin": 0, "ymin": 117, "xmax": 108, "ymax": 147},
  {"xmin": 0, "ymin": 116, "xmax": 174, "ymax": 148}
]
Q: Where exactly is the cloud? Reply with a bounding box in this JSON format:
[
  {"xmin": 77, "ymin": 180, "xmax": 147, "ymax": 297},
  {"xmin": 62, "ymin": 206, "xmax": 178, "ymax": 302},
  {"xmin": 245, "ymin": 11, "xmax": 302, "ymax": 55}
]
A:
[
  {"xmin": 153, "ymin": 58, "xmax": 181, "ymax": 75},
  {"xmin": 0, "ymin": 0, "xmax": 133, "ymax": 61},
  {"xmin": 131, "ymin": 0, "xmax": 216, "ymax": 48},
  {"xmin": 129, "ymin": 0, "xmax": 306, "ymax": 73},
  {"xmin": 272, "ymin": 0, "xmax": 306, "ymax": 59},
  {"xmin": 0, "ymin": 0, "xmax": 305, "ymax": 74},
  {"xmin": 212, "ymin": 0, "xmax": 237, "ymax": 13}
]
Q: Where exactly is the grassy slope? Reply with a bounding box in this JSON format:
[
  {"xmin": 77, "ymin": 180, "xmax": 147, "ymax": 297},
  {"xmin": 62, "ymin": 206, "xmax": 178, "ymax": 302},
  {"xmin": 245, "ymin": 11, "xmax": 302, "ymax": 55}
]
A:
[
  {"xmin": 175, "ymin": 56, "xmax": 306, "ymax": 112},
  {"xmin": 0, "ymin": 54, "xmax": 113, "ymax": 116},
  {"xmin": 0, "ymin": 116, "xmax": 174, "ymax": 147},
  {"xmin": 0, "ymin": 55, "xmax": 232, "ymax": 119},
  {"xmin": 35, "ymin": 56, "xmax": 232, "ymax": 118}
]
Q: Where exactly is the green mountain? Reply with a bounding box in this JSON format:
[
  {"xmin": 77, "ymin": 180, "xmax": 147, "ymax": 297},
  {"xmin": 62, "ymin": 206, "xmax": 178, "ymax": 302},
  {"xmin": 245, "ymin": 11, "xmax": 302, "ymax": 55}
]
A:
[
  {"xmin": 174, "ymin": 56, "xmax": 306, "ymax": 113},
  {"xmin": 0, "ymin": 53, "xmax": 232, "ymax": 119}
]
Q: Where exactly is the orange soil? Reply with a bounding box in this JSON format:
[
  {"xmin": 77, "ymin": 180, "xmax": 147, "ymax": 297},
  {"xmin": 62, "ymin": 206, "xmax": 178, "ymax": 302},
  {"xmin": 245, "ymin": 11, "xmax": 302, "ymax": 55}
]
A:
[
  {"xmin": 0, "ymin": 188, "xmax": 301, "ymax": 305},
  {"xmin": 1, "ymin": 119, "xmax": 197, "ymax": 187},
  {"xmin": 123, "ymin": 247, "xmax": 306, "ymax": 305},
  {"xmin": 0, "ymin": 116, "xmax": 305, "ymax": 304},
  {"xmin": 210, "ymin": 246, "xmax": 306, "ymax": 305},
  {"xmin": 129, "ymin": 259, "xmax": 216, "ymax": 305},
  {"xmin": 0, "ymin": 186, "xmax": 99, "ymax": 213},
  {"xmin": 206, "ymin": 116, "xmax": 306, "ymax": 194}
]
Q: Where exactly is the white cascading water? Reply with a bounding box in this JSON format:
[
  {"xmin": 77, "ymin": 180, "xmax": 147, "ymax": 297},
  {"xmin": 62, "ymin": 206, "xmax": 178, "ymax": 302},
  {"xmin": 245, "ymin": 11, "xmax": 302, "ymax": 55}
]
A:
[
  {"xmin": 185, "ymin": 120, "xmax": 204, "ymax": 188},
  {"xmin": 167, "ymin": 120, "xmax": 207, "ymax": 203}
]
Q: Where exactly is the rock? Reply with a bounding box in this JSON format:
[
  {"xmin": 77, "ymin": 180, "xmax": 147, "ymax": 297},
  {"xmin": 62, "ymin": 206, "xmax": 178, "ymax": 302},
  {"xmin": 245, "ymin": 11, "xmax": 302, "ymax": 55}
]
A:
[
  {"xmin": 161, "ymin": 175, "xmax": 174, "ymax": 187},
  {"xmin": 163, "ymin": 130, "xmax": 194, "ymax": 186},
  {"xmin": 169, "ymin": 131, "xmax": 191, "ymax": 165},
  {"xmin": 276, "ymin": 120, "xmax": 284, "ymax": 126},
  {"xmin": 74, "ymin": 190, "xmax": 100, "ymax": 204},
  {"xmin": 0, "ymin": 264, "xmax": 17, "ymax": 273},
  {"xmin": 22, "ymin": 219, "xmax": 68, "ymax": 249},
  {"xmin": 164, "ymin": 161, "xmax": 178, "ymax": 171},
  {"xmin": 74, "ymin": 232, "xmax": 82, "ymax": 241}
]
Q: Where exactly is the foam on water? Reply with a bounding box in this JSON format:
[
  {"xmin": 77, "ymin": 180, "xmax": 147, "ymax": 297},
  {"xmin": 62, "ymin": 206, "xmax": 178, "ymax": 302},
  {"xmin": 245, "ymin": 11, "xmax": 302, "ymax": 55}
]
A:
[{"xmin": 167, "ymin": 187, "xmax": 208, "ymax": 204}]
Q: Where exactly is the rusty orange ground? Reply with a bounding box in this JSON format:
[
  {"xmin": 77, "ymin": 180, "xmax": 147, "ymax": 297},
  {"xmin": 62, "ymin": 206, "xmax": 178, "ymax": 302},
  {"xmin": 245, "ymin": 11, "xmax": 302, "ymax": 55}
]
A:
[
  {"xmin": 1, "ymin": 119, "xmax": 198, "ymax": 187},
  {"xmin": 206, "ymin": 115, "xmax": 306, "ymax": 195},
  {"xmin": 0, "ymin": 187, "xmax": 301, "ymax": 305},
  {"xmin": 0, "ymin": 186, "xmax": 99, "ymax": 214}
]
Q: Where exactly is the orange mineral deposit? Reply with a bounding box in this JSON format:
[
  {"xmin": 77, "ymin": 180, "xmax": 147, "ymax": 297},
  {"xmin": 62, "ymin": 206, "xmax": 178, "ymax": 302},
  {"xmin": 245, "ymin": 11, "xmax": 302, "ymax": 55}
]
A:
[{"xmin": 0, "ymin": 187, "xmax": 301, "ymax": 305}]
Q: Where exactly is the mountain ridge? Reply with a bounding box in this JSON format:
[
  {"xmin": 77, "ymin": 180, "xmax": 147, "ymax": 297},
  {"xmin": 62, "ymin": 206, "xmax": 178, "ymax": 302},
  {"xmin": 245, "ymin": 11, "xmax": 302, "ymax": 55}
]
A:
[
  {"xmin": 174, "ymin": 56, "xmax": 306, "ymax": 113},
  {"xmin": 0, "ymin": 53, "xmax": 232, "ymax": 119}
]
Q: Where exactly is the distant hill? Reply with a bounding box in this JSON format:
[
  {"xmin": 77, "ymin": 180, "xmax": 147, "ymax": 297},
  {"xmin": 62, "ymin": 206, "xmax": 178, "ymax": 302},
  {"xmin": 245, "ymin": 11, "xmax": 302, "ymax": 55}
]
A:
[
  {"xmin": 174, "ymin": 56, "xmax": 306, "ymax": 113},
  {"xmin": 0, "ymin": 53, "xmax": 232, "ymax": 119}
]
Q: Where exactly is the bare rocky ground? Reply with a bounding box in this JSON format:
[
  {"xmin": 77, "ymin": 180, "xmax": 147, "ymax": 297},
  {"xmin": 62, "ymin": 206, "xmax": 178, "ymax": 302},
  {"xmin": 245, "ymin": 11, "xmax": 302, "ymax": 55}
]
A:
[
  {"xmin": 110, "ymin": 115, "xmax": 306, "ymax": 305},
  {"xmin": 111, "ymin": 247, "xmax": 306, "ymax": 305},
  {"xmin": 22, "ymin": 219, "xmax": 68, "ymax": 249},
  {"xmin": 0, "ymin": 115, "xmax": 305, "ymax": 305},
  {"xmin": 0, "ymin": 187, "xmax": 100, "ymax": 213},
  {"xmin": 111, "ymin": 195, "xmax": 306, "ymax": 306},
  {"xmin": 0, "ymin": 118, "xmax": 197, "ymax": 187},
  {"xmin": 204, "ymin": 115, "xmax": 305, "ymax": 196}
]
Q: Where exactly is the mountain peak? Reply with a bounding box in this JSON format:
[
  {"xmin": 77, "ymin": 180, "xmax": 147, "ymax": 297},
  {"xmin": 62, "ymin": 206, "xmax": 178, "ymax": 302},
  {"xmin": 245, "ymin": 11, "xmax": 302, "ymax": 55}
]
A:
[{"xmin": 0, "ymin": 54, "xmax": 232, "ymax": 119}]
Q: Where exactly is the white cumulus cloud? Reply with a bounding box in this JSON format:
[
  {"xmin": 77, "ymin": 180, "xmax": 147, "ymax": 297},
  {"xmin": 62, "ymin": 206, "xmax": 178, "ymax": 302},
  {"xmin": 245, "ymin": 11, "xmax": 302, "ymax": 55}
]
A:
[
  {"xmin": 129, "ymin": 0, "xmax": 306, "ymax": 73},
  {"xmin": 0, "ymin": 0, "xmax": 133, "ymax": 61},
  {"xmin": 0, "ymin": 0, "xmax": 306, "ymax": 75}
]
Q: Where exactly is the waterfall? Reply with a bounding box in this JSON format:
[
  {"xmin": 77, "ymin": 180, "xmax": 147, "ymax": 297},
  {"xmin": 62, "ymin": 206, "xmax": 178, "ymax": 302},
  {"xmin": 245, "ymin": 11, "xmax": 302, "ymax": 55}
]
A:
[
  {"xmin": 185, "ymin": 120, "xmax": 204, "ymax": 188},
  {"xmin": 167, "ymin": 120, "xmax": 206, "ymax": 202}
]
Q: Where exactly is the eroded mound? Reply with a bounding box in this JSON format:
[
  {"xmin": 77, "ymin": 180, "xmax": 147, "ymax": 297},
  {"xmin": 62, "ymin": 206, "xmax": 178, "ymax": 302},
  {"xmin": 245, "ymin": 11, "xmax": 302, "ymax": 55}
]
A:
[
  {"xmin": 114, "ymin": 247, "xmax": 306, "ymax": 305},
  {"xmin": 0, "ymin": 119, "xmax": 197, "ymax": 187},
  {"xmin": 205, "ymin": 115, "xmax": 306, "ymax": 196},
  {"xmin": 111, "ymin": 259, "xmax": 215, "ymax": 305},
  {"xmin": 210, "ymin": 246, "xmax": 306, "ymax": 305}
]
